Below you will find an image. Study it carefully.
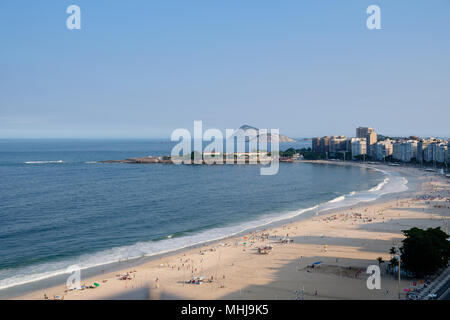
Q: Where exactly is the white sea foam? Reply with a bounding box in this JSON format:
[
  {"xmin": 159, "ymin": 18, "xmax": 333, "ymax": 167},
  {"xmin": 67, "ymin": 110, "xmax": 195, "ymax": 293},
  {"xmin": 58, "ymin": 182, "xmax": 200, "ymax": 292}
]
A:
[
  {"xmin": 0, "ymin": 167, "xmax": 409, "ymax": 291},
  {"xmin": 24, "ymin": 160, "xmax": 64, "ymax": 164},
  {"xmin": 328, "ymin": 195, "xmax": 346, "ymax": 203},
  {"xmin": 0, "ymin": 206, "xmax": 318, "ymax": 290},
  {"xmin": 368, "ymin": 177, "xmax": 389, "ymax": 192}
]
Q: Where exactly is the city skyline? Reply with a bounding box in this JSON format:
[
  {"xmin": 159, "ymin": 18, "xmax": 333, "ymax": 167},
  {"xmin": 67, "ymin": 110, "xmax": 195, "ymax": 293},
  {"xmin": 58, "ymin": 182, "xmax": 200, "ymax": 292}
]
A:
[{"xmin": 310, "ymin": 126, "xmax": 449, "ymax": 165}]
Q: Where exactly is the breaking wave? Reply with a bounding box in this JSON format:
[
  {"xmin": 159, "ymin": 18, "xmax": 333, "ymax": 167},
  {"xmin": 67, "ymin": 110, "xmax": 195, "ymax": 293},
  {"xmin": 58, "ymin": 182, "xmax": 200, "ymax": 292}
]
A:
[{"xmin": 24, "ymin": 160, "xmax": 64, "ymax": 164}]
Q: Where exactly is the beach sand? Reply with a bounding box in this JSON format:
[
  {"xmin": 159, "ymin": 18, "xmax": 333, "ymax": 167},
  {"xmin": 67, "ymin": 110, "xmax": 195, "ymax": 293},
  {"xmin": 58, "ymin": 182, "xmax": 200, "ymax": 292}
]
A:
[{"xmin": 13, "ymin": 163, "xmax": 450, "ymax": 300}]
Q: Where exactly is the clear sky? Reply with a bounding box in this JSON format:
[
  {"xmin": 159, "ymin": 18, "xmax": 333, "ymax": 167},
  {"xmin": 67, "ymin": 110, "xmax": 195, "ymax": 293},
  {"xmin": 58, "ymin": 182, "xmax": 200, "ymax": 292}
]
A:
[{"xmin": 0, "ymin": 0, "xmax": 449, "ymax": 139}]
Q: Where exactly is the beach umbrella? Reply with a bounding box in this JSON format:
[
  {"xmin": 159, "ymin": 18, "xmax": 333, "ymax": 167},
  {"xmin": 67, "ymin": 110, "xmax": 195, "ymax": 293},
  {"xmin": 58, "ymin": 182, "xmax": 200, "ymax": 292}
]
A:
[{"xmin": 94, "ymin": 283, "xmax": 100, "ymax": 287}]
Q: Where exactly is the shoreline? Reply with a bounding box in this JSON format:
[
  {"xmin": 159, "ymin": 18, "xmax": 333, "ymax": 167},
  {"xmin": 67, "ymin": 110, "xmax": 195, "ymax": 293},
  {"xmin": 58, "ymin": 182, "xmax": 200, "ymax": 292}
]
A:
[
  {"xmin": 6, "ymin": 161, "xmax": 449, "ymax": 300},
  {"xmin": 0, "ymin": 161, "xmax": 392, "ymax": 295}
]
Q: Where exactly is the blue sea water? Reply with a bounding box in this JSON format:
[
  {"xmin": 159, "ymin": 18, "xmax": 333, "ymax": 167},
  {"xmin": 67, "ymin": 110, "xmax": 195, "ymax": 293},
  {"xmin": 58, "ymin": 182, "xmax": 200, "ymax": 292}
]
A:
[{"xmin": 0, "ymin": 139, "xmax": 407, "ymax": 291}]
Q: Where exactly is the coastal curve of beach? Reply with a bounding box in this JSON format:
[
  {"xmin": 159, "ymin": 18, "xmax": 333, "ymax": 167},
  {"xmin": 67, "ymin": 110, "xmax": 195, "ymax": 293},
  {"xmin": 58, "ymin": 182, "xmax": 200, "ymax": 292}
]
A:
[{"xmin": 7, "ymin": 162, "xmax": 449, "ymax": 300}]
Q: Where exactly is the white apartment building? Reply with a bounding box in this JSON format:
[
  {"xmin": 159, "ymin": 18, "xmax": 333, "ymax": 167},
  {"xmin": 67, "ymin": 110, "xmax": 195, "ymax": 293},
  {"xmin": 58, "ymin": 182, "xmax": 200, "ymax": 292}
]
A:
[
  {"xmin": 417, "ymin": 139, "xmax": 433, "ymax": 162},
  {"xmin": 423, "ymin": 143, "xmax": 436, "ymax": 162},
  {"xmin": 374, "ymin": 139, "xmax": 393, "ymax": 160},
  {"xmin": 436, "ymin": 144, "xmax": 448, "ymax": 163},
  {"xmin": 351, "ymin": 138, "xmax": 367, "ymax": 158},
  {"xmin": 403, "ymin": 141, "xmax": 418, "ymax": 162},
  {"xmin": 393, "ymin": 142, "xmax": 402, "ymax": 161},
  {"xmin": 422, "ymin": 141, "xmax": 447, "ymax": 163},
  {"xmin": 356, "ymin": 127, "xmax": 375, "ymax": 139},
  {"xmin": 329, "ymin": 135, "xmax": 348, "ymax": 155},
  {"xmin": 355, "ymin": 127, "xmax": 377, "ymax": 157},
  {"xmin": 393, "ymin": 140, "xmax": 418, "ymax": 162}
]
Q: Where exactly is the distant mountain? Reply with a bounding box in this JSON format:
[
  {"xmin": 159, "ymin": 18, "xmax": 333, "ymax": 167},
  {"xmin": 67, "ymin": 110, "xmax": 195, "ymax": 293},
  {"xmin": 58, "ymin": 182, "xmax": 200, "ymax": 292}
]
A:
[{"xmin": 235, "ymin": 125, "xmax": 296, "ymax": 143}]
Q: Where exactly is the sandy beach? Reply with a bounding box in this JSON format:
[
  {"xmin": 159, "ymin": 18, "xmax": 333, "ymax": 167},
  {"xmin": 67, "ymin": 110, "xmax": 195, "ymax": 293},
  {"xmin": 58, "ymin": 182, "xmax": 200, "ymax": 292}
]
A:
[{"xmin": 13, "ymin": 163, "xmax": 450, "ymax": 300}]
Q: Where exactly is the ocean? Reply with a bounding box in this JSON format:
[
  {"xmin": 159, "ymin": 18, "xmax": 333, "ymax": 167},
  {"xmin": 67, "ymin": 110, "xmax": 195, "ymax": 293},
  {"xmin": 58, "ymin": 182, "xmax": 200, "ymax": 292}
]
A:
[{"xmin": 0, "ymin": 139, "xmax": 408, "ymax": 294}]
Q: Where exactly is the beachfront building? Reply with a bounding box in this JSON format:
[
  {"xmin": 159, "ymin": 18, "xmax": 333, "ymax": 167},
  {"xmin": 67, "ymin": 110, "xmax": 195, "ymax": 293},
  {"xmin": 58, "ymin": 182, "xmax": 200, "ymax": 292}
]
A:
[
  {"xmin": 393, "ymin": 141, "xmax": 402, "ymax": 161},
  {"xmin": 355, "ymin": 127, "xmax": 377, "ymax": 158},
  {"xmin": 366, "ymin": 131, "xmax": 378, "ymax": 158},
  {"xmin": 417, "ymin": 139, "xmax": 434, "ymax": 163},
  {"xmin": 312, "ymin": 136, "xmax": 330, "ymax": 154},
  {"xmin": 393, "ymin": 140, "xmax": 418, "ymax": 162},
  {"xmin": 329, "ymin": 135, "xmax": 348, "ymax": 156},
  {"xmin": 436, "ymin": 144, "xmax": 448, "ymax": 163},
  {"xmin": 351, "ymin": 138, "xmax": 367, "ymax": 158},
  {"xmin": 419, "ymin": 139, "xmax": 447, "ymax": 163},
  {"xmin": 404, "ymin": 141, "xmax": 418, "ymax": 162},
  {"xmin": 356, "ymin": 127, "xmax": 375, "ymax": 139},
  {"xmin": 374, "ymin": 139, "xmax": 393, "ymax": 161},
  {"xmin": 423, "ymin": 143, "xmax": 436, "ymax": 163},
  {"xmin": 312, "ymin": 138, "xmax": 320, "ymax": 153}
]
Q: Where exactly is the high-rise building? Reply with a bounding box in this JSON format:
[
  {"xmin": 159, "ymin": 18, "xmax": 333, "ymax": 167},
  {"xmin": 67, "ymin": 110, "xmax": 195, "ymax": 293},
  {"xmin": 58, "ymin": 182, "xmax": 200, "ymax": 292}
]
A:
[
  {"xmin": 393, "ymin": 140, "xmax": 418, "ymax": 162},
  {"xmin": 403, "ymin": 141, "xmax": 418, "ymax": 162},
  {"xmin": 417, "ymin": 139, "xmax": 433, "ymax": 163},
  {"xmin": 374, "ymin": 139, "xmax": 393, "ymax": 160},
  {"xmin": 355, "ymin": 127, "xmax": 377, "ymax": 157},
  {"xmin": 436, "ymin": 144, "xmax": 448, "ymax": 163},
  {"xmin": 329, "ymin": 136, "xmax": 347, "ymax": 155},
  {"xmin": 423, "ymin": 143, "xmax": 436, "ymax": 162},
  {"xmin": 419, "ymin": 139, "xmax": 447, "ymax": 163},
  {"xmin": 351, "ymin": 138, "xmax": 367, "ymax": 158},
  {"xmin": 312, "ymin": 138, "xmax": 320, "ymax": 153},
  {"xmin": 393, "ymin": 141, "xmax": 402, "ymax": 161},
  {"xmin": 312, "ymin": 136, "xmax": 330, "ymax": 154},
  {"xmin": 366, "ymin": 131, "xmax": 378, "ymax": 157},
  {"xmin": 356, "ymin": 127, "xmax": 375, "ymax": 139}
]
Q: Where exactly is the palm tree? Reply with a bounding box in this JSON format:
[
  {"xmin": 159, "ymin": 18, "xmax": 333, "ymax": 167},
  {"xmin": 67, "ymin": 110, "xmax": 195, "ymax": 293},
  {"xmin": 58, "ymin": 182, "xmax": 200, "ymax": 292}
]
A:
[
  {"xmin": 376, "ymin": 257, "xmax": 384, "ymax": 266},
  {"xmin": 389, "ymin": 257, "xmax": 398, "ymax": 270}
]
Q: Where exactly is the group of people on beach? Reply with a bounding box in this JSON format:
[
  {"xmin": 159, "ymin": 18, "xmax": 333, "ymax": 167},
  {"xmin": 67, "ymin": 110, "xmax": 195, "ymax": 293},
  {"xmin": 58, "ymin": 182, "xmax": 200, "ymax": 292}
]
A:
[{"xmin": 38, "ymin": 175, "xmax": 449, "ymax": 300}]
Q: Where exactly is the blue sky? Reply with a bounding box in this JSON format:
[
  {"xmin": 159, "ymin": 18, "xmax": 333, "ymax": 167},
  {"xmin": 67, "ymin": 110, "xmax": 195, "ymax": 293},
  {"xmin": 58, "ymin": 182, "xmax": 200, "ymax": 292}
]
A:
[{"xmin": 0, "ymin": 1, "xmax": 449, "ymax": 138}]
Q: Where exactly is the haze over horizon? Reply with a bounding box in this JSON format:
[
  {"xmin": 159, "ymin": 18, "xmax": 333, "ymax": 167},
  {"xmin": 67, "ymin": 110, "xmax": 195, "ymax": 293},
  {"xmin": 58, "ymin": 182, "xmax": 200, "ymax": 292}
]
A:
[{"xmin": 1, "ymin": 1, "xmax": 449, "ymax": 139}]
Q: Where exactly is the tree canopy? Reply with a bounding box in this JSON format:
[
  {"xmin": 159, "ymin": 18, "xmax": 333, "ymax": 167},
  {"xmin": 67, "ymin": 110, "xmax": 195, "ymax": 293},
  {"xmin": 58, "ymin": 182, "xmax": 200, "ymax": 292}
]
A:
[{"xmin": 400, "ymin": 227, "xmax": 450, "ymax": 277}]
